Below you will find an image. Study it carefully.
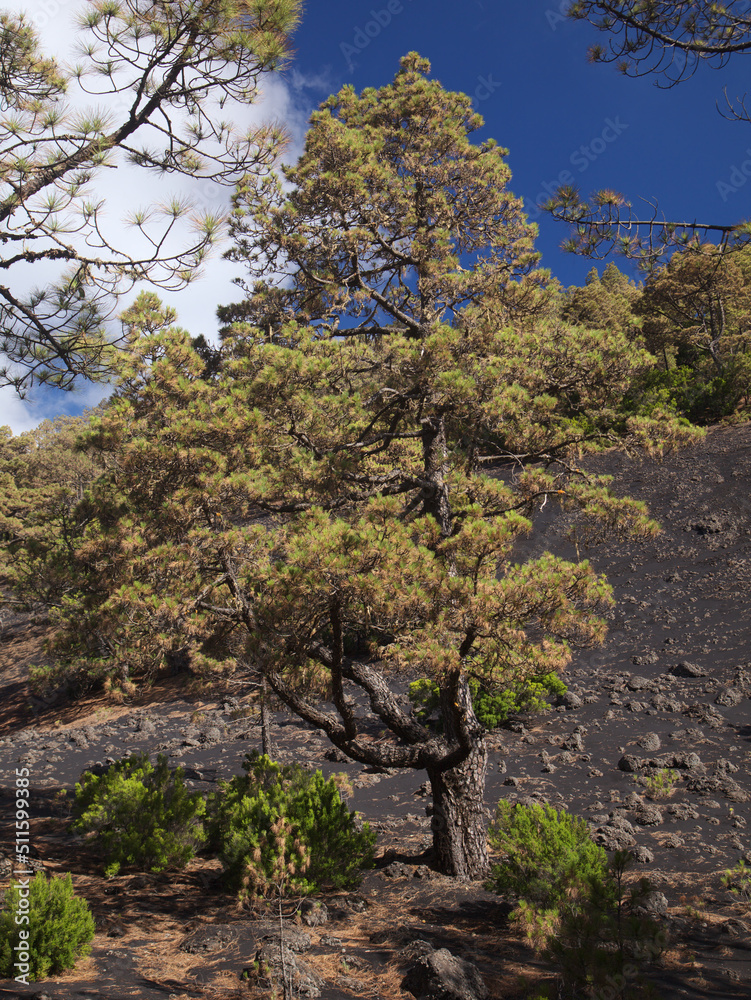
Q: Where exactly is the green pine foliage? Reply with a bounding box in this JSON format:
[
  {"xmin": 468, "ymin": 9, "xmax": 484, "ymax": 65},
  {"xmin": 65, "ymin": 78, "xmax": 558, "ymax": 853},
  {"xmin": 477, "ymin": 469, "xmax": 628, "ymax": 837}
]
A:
[
  {"xmin": 632, "ymin": 245, "xmax": 751, "ymax": 423},
  {"xmin": 487, "ymin": 804, "xmax": 666, "ymax": 996},
  {"xmin": 562, "ymin": 263, "xmax": 641, "ymax": 338},
  {"xmin": 628, "ymin": 360, "xmax": 751, "ymax": 426},
  {"xmin": 721, "ymin": 859, "xmax": 751, "ymax": 903},
  {"xmin": 0, "ymin": 414, "xmax": 107, "ymax": 617},
  {"xmin": 409, "ymin": 673, "xmax": 566, "ymax": 729},
  {"xmin": 0, "ymin": 873, "xmax": 95, "ymax": 981},
  {"xmin": 210, "ymin": 753, "xmax": 375, "ymax": 895},
  {"xmin": 486, "ymin": 801, "xmax": 609, "ymax": 910},
  {"xmin": 544, "ymin": 851, "xmax": 666, "ymax": 998},
  {"xmin": 72, "ymin": 753, "xmax": 207, "ymax": 876}
]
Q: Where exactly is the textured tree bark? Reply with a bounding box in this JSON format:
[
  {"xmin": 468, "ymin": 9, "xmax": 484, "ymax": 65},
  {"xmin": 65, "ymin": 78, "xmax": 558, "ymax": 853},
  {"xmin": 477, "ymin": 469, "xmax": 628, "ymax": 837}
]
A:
[
  {"xmin": 427, "ymin": 740, "xmax": 489, "ymax": 879},
  {"xmin": 420, "ymin": 413, "xmax": 453, "ymax": 538},
  {"xmin": 426, "ymin": 668, "xmax": 490, "ymax": 879},
  {"xmin": 260, "ymin": 677, "xmax": 274, "ymax": 759}
]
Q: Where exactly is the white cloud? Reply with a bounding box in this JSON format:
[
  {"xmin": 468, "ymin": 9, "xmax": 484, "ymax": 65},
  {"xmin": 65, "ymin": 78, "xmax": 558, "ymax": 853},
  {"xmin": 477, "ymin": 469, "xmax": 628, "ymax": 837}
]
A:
[{"xmin": 0, "ymin": 387, "xmax": 47, "ymax": 435}]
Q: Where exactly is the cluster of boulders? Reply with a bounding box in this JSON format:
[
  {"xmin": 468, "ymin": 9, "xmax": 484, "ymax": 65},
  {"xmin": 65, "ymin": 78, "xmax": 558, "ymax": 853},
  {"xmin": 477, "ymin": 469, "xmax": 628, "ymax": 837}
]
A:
[{"xmin": 182, "ymin": 892, "xmax": 494, "ymax": 1000}]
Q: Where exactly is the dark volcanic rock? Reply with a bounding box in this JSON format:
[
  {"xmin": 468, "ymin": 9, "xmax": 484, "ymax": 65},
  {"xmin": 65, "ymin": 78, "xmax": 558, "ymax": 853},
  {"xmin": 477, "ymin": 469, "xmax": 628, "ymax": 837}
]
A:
[
  {"xmin": 180, "ymin": 924, "xmax": 238, "ymax": 954},
  {"xmin": 687, "ymin": 776, "xmax": 749, "ymax": 802},
  {"xmin": 134, "ymin": 715, "xmax": 156, "ymax": 734},
  {"xmin": 637, "ymin": 891, "xmax": 669, "ymax": 916},
  {"xmin": 632, "ymin": 652, "xmax": 659, "ymax": 666},
  {"xmin": 630, "ymin": 846, "xmax": 655, "ymax": 863},
  {"xmin": 671, "ymin": 752, "xmax": 704, "ymax": 773},
  {"xmin": 626, "ymin": 700, "xmax": 648, "ymax": 713},
  {"xmin": 670, "ymin": 661, "xmax": 707, "ymax": 678},
  {"xmin": 691, "ymin": 515, "xmax": 724, "ymax": 535},
  {"xmin": 402, "ymin": 939, "xmax": 439, "ymax": 961},
  {"xmin": 300, "ymin": 899, "xmax": 329, "ymax": 927},
  {"xmin": 662, "ymin": 833, "xmax": 684, "ymax": 848},
  {"xmin": 384, "ymin": 861, "xmax": 413, "ymax": 878},
  {"xmin": 557, "ymin": 692, "xmax": 583, "ymax": 710},
  {"xmin": 715, "ymin": 686, "xmax": 743, "ymax": 707},
  {"xmin": 402, "ymin": 944, "xmax": 489, "ymax": 1000},
  {"xmin": 633, "ymin": 803, "xmax": 663, "ymax": 826},
  {"xmin": 651, "ymin": 693, "xmax": 683, "ymax": 712},
  {"xmin": 413, "ymin": 864, "xmax": 436, "ymax": 880},
  {"xmin": 594, "ymin": 824, "xmax": 636, "ymax": 851},
  {"xmin": 618, "ymin": 754, "xmax": 644, "ymax": 773},
  {"xmin": 733, "ymin": 666, "xmax": 751, "ymax": 696},
  {"xmin": 253, "ymin": 925, "xmax": 312, "ymax": 953},
  {"xmin": 626, "ymin": 675, "xmax": 652, "ymax": 692},
  {"xmin": 338, "ymin": 974, "xmax": 368, "ymax": 992},
  {"xmin": 638, "ymin": 733, "xmax": 661, "ymax": 752},
  {"xmin": 562, "ymin": 727, "xmax": 586, "ymax": 751},
  {"xmin": 666, "ymin": 802, "xmax": 700, "ymax": 821},
  {"xmin": 683, "ymin": 703, "xmax": 725, "ymax": 728},
  {"xmin": 249, "ymin": 940, "xmax": 323, "ymax": 998}
]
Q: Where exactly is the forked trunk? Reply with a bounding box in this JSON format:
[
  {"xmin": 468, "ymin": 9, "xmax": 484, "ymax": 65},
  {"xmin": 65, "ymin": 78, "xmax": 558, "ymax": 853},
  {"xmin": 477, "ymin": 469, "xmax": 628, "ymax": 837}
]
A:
[{"xmin": 427, "ymin": 740, "xmax": 489, "ymax": 879}]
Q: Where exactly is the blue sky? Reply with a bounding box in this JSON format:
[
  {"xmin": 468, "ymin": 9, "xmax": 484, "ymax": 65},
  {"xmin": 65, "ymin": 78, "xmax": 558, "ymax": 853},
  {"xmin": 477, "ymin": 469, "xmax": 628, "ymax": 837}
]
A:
[
  {"xmin": 3, "ymin": 0, "xmax": 750, "ymax": 431},
  {"xmin": 291, "ymin": 0, "xmax": 751, "ymax": 288}
]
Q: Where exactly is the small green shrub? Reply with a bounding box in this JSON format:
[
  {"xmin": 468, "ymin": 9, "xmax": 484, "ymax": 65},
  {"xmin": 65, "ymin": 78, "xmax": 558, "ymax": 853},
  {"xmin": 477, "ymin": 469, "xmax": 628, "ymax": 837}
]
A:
[
  {"xmin": 545, "ymin": 851, "xmax": 667, "ymax": 998},
  {"xmin": 487, "ymin": 803, "xmax": 667, "ymax": 999},
  {"xmin": 209, "ymin": 753, "xmax": 375, "ymax": 895},
  {"xmin": 239, "ymin": 814, "xmax": 310, "ymax": 907},
  {"xmin": 0, "ymin": 873, "xmax": 95, "ymax": 981},
  {"xmin": 629, "ymin": 358, "xmax": 751, "ymax": 425},
  {"xmin": 409, "ymin": 673, "xmax": 566, "ymax": 730},
  {"xmin": 639, "ymin": 767, "xmax": 679, "ymax": 800},
  {"xmin": 486, "ymin": 801, "xmax": 609, "ymax": 911},
  {"xmin": 721, "ymin": 859, "xmax": 751, "ymax": 902},
  {"xmin": 72, "ymin": 752, "xmax": 206, "ymax": 875}
]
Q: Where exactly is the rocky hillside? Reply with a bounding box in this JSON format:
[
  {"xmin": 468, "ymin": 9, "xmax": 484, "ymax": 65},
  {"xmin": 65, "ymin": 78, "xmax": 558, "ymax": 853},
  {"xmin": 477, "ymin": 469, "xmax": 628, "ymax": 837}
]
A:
[{"xmin": 0, "ymin": 422, "xmax": 750, "ymax": 999}]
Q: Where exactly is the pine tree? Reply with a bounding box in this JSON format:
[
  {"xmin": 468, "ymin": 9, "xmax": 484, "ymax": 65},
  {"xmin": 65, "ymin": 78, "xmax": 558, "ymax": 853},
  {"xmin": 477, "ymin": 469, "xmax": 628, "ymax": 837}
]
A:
[
  {"xmin": 39, "ymin": 57, "xmax": 700, "ymax": 879},
  {"xmin": 0, "ymin": 413, "xmax": 106, "ymax": 617},
  {"xmin": 221, "ymin": 52, "xmax": 550, "ymax": 337},
  {"xmin": 636, "ymin": 245, "xmax": 751, "ymax": 375},
  {"xmin": 562, "ymin": 263, "xmax": 641, "ymax": 339}
]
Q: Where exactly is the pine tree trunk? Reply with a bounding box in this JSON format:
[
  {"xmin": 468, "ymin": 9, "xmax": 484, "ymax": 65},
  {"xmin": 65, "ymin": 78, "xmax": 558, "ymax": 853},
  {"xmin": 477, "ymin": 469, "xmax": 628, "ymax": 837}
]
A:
[
  {"xmin": 427, "ymin": 740, "xmax": 489, "ymax": 879},
  {"xmin": 261, "ymin": 677, "xmax": 274, "ymax": 758}
]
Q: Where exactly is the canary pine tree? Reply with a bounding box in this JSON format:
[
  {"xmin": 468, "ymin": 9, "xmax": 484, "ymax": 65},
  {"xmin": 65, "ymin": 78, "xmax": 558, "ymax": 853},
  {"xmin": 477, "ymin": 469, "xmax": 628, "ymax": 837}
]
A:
[
  {"xmin": 0, "ymin": 414, "xmax": 107, "ymax": 616},
  {"xmin": 561, "ymin": 263, "xmax": 641, "ymax": 339},
  {"xmin": 40, "ymin": 57, "xmax": 700, "ymax": 878},
  {"xmin": 636, "ymin": 245, "xmax": 751, "ymax": 376},
  {"xmin": 221, "ymin": 52, "xmax": 550, "ymax": 335}
]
